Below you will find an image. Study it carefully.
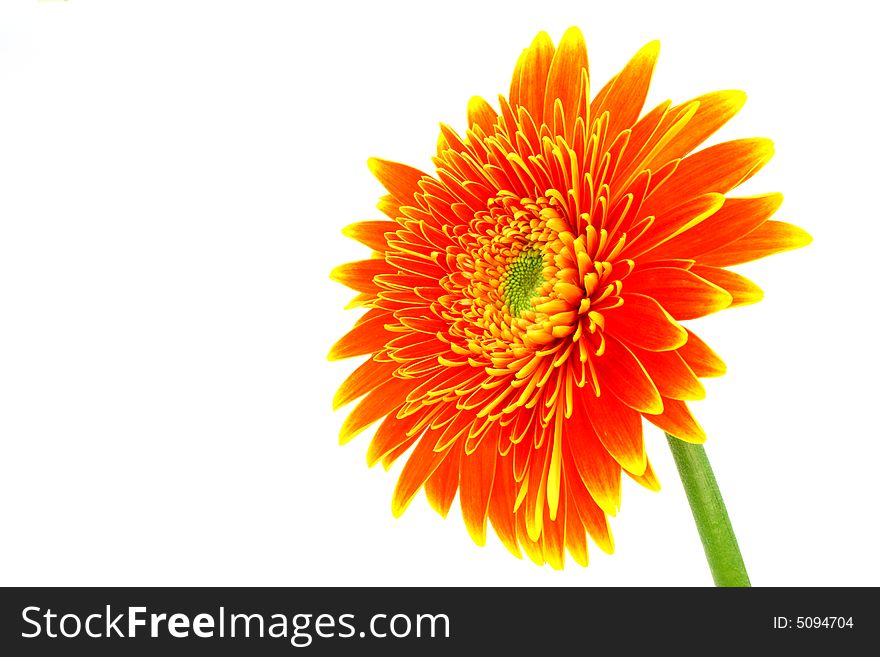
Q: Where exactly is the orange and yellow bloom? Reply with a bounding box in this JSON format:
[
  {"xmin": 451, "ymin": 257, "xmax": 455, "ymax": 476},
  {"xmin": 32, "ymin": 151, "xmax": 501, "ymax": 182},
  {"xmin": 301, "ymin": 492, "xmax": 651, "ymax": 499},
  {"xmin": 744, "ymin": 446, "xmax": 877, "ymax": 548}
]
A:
[{"xmin": 329, "ymin": 27, "xmax": 810, "ymax": 568}]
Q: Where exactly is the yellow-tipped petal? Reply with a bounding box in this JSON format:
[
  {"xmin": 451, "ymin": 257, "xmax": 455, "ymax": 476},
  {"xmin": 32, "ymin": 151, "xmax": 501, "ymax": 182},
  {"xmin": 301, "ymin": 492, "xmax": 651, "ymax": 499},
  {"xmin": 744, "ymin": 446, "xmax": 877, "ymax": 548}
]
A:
[
  {"xmin": 697, "ymin": 221, "xmax": 812, "ymax": 266},
  {"xmin": 367, "ymin": 157, "xmax": 428, "ymax": 205}
]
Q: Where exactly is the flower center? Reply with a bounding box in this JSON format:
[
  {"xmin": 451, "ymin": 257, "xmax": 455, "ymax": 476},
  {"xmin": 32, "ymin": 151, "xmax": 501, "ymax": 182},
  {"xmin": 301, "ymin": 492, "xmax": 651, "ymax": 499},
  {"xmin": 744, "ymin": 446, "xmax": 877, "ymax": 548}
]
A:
[
  {"xmin": 501, "ymin": 249, "xmax": 546, "ymax": 315},
  {"xmin": 438, "ymin": 191, "xmax": 629, "ymax": 374}
]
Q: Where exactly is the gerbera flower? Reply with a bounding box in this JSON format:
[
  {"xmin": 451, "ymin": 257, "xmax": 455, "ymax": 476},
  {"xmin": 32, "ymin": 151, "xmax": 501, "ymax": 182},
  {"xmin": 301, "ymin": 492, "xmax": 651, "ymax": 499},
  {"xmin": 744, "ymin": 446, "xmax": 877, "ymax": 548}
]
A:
[{"xmin": 329, "ymin": 27, "xmax": 810, "ymax": 569}]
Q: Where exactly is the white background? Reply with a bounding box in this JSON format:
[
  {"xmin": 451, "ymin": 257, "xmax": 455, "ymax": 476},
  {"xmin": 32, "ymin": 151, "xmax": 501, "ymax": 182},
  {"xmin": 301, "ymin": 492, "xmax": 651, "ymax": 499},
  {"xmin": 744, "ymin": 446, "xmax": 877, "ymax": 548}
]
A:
[{"xmin": 1, "ymin": 0, "xmax": 876, "ymax": 587}]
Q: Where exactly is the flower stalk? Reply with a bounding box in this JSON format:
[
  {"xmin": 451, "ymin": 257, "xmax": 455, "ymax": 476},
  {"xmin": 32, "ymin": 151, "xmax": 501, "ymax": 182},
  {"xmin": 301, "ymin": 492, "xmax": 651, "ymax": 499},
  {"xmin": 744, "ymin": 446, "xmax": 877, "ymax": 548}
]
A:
[{"xmin": 665, "ymin": 433, "xmax": 751, "ymax": 587}]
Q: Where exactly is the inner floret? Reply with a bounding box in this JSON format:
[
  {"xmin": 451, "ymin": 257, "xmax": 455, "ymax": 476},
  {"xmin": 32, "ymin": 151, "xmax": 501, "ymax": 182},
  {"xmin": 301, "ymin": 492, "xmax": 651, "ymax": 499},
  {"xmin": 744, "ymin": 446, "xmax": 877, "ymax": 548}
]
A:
[{"xmin": 501, "ymin": 249, "xmax": 547, "ymax": 315}]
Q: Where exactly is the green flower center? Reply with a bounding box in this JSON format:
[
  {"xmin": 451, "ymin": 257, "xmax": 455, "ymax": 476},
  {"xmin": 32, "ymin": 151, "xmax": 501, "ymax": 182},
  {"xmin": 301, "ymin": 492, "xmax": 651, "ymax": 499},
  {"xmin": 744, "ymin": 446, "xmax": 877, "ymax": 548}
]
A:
[{"xmin": 502, "ymin": 249, "xmax": 546, "ymax": 315}]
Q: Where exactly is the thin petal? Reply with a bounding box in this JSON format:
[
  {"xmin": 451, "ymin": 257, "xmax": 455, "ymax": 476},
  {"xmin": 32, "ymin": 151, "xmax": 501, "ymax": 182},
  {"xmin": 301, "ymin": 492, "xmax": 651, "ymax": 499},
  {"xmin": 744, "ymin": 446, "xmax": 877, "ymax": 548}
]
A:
[
  {"xmin": 508, "ymin": 48, "xmax": 527, "ymax": 111},
  {"xmin": 367, "ymin": 157, "xmax": 429, "ymax": 205},
  {"xmin": 593, "ymin": 41, "xmax": 660, "ymax": 137},
  {"xmin": 582, "ymin": 376, "xmax": 648, "ymax": 476},
  {"xmin": 615, "ymin": 100, "xmax": 671, "ymax": 176},
  {"xmin": 642, "ymin": 138, "xmax": 774, "ymax": 214},
  {"xmin": 330, "ymin": 259, "xmax": 393, "ymax": 294},
  {"xmin": 542, "ymin": 491, "xmax": 566, "ymax": 570},
  {"xmin": 543, "ymin": 26, "xmax": 589, "ymax": 135},
  {"xmin": 647, "ymin": 90, "xmax": 747, "ymax": 168},
  {"xmin": 341, "ymin": 221, "xmax": 398, "ymax": 252},
  {"xmin": 696, "ymin": 220, "xmax": 812, "ymax": 266},
  {"xmin": 344, "ymin": 292, "xmax": 373, "ymax": 310},
  {"xmin": 515, "ymin": 504, "xmax": 545, "ymax": 566},
  {"xmin": 626, "ymin": 266, "xmax": 732, "ymax": 320},
  {"xmin": 610, "ymin": 292, "xmax": 688, "ymax": 352},
  {"xmin": 425, "ymin": 439, "xmax": 463, "ymax": 518},
  {"xmin": 626, "ymin": 457, "xmax": 661, "ymax": 492},
  {"xmin": 340, "ymin": 375, "xmax": 416, "ymax": 445},
  {"xmin": 392, "ymin": 435, "xmax": 455, "ymax": 517},
  {"xmin": 377, "ymin": 194, "xmax": 401, "ymax": 219},
  {"xmin": 646, "ymin": 193, "xmax": 783, "ymax": 261},
  {"xmin": 626, "ymin": 192, "xmax": 725, "ymax": 259},
  {"xmin": 333, "ymin": 357, "xmax": 400, "ymax": 410},
  {"xmin": 487, "ymin": 450, "xmax": 522, "ymax": 559},
  {"xmin": 516, "ymin": 31, "xmax": 555, "ymax": 122},
  {"xmin": 524, "ymin": 442, "xmax": 550, "ymax": 542},
  {"xmin": 679, "ymin": 329, "xmax": 726, "ymax": 378},
  {"xmin": 563, "ymin": 477, "xmax": 589, "ymax": 566},
  {"xmin": 691, "ymin": 265, "xmax": 764, "ymax": 307},
  {"xmin": 327, "ymin": 312, "xmax": 391, "ymax": 361},
  {"xmin": 633, "ymin": 347, "xmax": 706, "ymax": 401},
  {"xmin": 460, "ymin": 425, "xmax": 498, "ymax": 546},
  {"xmin": 564, "ymin": 402, "xmax": 622, "ymax": 515},
  {"xmin": 594, "ymin": 335, "xmax": 663, "ymax": 415},
  {"xmin": 567, "ymin": 470, "xmax": 614, "ymax": 554},
  {"xmin": 366, "ymin": 412, "xmax": 421, "ymax": 467},
  {"xmin": 644, "ymin": 397, "xmax": 706, "ymax": 443},
  {"xmin": 467, "ymin": 96, "xmax": 498, "ymax": 134}
]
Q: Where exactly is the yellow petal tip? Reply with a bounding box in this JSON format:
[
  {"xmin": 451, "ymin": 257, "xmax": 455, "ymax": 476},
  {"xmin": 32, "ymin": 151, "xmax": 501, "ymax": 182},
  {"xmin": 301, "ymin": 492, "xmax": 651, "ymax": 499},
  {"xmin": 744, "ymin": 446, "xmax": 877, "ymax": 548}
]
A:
[
  {"xmin": 793, "ymin": 227, "xmax": 813, "ymax": 248},
  {"xmin": 640, "ymin": 40, "xmax": 661, "ymax": 57}
]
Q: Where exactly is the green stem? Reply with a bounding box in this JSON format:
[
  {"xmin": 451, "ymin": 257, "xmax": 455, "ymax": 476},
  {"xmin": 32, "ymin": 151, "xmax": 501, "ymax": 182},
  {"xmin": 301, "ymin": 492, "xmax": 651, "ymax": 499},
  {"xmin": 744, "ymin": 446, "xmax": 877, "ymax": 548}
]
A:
[{"xmin": 665, "ymin": 433, "xmax": 750, "ymax": 587}]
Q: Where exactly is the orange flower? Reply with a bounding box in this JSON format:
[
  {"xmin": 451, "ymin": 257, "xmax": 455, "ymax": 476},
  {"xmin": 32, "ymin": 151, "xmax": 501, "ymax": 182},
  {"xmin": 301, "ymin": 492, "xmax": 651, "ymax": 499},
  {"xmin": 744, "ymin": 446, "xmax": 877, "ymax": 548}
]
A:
[{"xmin": 329, "ymin": 27, "xmax": 810, "ymax": 568}]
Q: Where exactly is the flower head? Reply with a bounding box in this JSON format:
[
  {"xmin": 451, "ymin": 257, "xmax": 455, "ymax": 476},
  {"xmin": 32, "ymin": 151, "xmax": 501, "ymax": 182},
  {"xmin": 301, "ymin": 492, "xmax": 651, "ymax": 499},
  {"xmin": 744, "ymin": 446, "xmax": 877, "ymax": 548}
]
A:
[{"xmin": 329, "ymin": 27, "xmax": 810, "ymax": 568}]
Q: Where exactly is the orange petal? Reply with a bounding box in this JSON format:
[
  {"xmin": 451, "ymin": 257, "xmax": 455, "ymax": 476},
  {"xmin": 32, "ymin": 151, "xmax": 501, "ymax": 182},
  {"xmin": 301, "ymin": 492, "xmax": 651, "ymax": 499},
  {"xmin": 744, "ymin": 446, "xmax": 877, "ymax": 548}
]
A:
[
  {"xmin": 633, "ymin": 347, "xmax": 706, "ymax": 401},
  {"xmin": 341, "ymin": 221, "xmax": 397, "ymax": 252},
  {"xmin": 515, "ymin": 504, "xmax": 545, "ymax": 566},
  {"xmin": 508, "ymin": 48, "xmax": 527, "ymax": 112},
  {"xmin": 330, "ymin": 259, "xmax": 393, "ymax": 294},
  {"xmin": 327, "ymin": 312, "xmax": 391, "ymax": 361},
  {"xmin": 381, "ymin": 434, "xmax": 420, "ymax": 470},
  {"xmin": 366, "ymin": 412, "xmax": 422, "ymax": 467},
  {"xmin": 647, "ymin": 90, "xmax": 747, "ymax": 168},
  {"xmin": 424, "ymin": 439, "xmax": 463, "ymax": 518},
  {"xmin": 542, "ymin": 490, "xmax": 566, "ymax": 570},
  {"xmin": 612, "ymin": 101, "xmax": 699, "ymax": 197},
  {"xmin": 646, "ymin": 193, "xmax": 783, "ymax": 261},
  {"xmin": 460, "ymin": 425, "xmax": 499, "ymax": 546},
  {"xmin": 487, "ymin": 450, "xmax": 522, "ymax": 559},
  {"xmin": 593, "ymin": 40, "xmax": 660, "ymax": 138},
  {"xmin": 367, "ymin": 157, "xmax": 428, "ymax": 205},
  {"xmin": 354, "ymin": 306, "xmax": 386, "ymax": 327},
  {"xmin": 582, "ymin": 375, "xmax": 648, "ymax": 476},
  {"xmin": 516, "ymin": 31, "xmax": 555, "ymax": 122},
  {"xmin": 678, "ymin": 329, "xmax": 726, "ymax": 378},
  {"xmin": 467, "ymin": 96, "xmax": 498, "ymax": 134},
  {"xmin": 392, "ymin": 435, "xmax": 455, "ymax": 517},
  {"xmin": 428, "ymin": 406, "xmax": 476, "ymax": 452},
  {"xmin": 385, "ymin": 332, "xmax": 442, "ymax": 362},
  {"xmin": 626, "ymin": 192, "xmax": 725, "ymax": 259},
  {"xmin": 340, "ymin": 375, "xmax": 417, "ymax": 445},
  {"xmin": 626, "ymin": 456, "xmax": 661, "ymax": 492},
  {"xmin": 615, "ymin": 100, "xmax": 670, "ymax": 174},
  {"xmin": 543, "ymin": 26, "xmax": 589, "ymax": 135},
  {"xmin": 642, "ymin": 138, "xmax": 774, "ymax": 214},
  {"xmin": 333, "ymin": 357, "xmax": 400, "ymax": 410},
  {"xmin": 611, "ymin": 292, "xmax": 687, "ymax": 351},
  {"xmin": 524, "ymin": 442, "xmax": 550, "ymax": 542},
  {"xmin": 567, "ymin": 471, "xmax": 614, "ymax": 554},
  {"xmin": 691, "ymin": 265, "xmax": 764, "ymax": 307},
  {"xmin": 696, "ymin": 220, "xmax": 812, "ymax": 266},
  {"xmin": 376, "ymin": 194, "xmax": 401, "ymax": 219},
  {"xmin": 644, "ymin": 397, "xmax": 706, "ymax": 443},
  {"xmin": 594, "ymin": 335, "xmax": 663, "ymax": 415},
  {"xmin": 563, "ymin": 478, "xmax": 589, "ymax": 566},
  {"xmin": 344, "ymin": 292, "xmax": 373, "ymax": 310},
  {"xmin": 626, "ymin": 266, "xmax": 732, "ymax": 320},
  {"xmin": 563, "ymin": 405, "xmax": 622, "ymax": 516}
]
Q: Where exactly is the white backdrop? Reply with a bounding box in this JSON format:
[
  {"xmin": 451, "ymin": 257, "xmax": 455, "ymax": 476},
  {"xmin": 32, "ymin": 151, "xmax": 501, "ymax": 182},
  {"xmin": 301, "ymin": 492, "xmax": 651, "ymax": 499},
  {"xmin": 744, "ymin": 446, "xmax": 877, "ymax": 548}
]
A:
[{"xmin": 1, "ymin": 0, "xmax": 876, "ymax": 587}]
